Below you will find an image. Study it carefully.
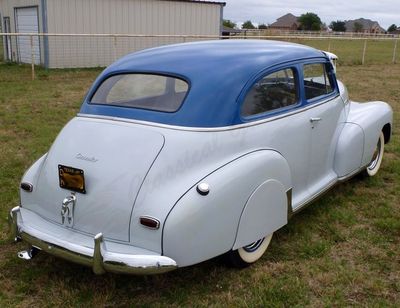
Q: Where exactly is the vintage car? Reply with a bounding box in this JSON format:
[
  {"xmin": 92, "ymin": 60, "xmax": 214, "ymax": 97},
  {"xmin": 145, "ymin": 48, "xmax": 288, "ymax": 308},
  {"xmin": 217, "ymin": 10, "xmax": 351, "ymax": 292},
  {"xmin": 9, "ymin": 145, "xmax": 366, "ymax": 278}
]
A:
[{"xmin": 9, "ymin": 40, "xmax": 393, "ymax": 274}]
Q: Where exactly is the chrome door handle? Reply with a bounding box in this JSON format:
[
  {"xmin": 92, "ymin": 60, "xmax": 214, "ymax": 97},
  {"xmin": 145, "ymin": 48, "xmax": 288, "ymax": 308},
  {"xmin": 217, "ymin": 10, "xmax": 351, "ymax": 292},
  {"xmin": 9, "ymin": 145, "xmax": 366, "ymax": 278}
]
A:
[{"xmin": 310, "ymin": 117, "xmax": 322, "ymax": 123}]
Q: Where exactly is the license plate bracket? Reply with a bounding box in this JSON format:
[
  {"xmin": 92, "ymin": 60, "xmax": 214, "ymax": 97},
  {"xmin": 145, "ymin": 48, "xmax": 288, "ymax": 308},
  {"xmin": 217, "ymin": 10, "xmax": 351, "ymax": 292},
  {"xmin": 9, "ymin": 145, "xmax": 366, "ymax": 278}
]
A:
[{"xmin": 58, "ymin": 165, "xmax": 86, "ymax": 194}]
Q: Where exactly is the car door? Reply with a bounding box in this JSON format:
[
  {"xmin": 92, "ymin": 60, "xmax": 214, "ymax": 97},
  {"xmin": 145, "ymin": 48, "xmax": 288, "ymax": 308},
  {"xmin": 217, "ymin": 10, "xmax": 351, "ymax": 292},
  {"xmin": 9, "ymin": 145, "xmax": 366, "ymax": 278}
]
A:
[
  {"xmin": 302, "ymin": 62, "xmax": 346, "ymax": 197},
  {"xmin": 240, "ymin": 66, "xmax": 312, "ymax": 208}
]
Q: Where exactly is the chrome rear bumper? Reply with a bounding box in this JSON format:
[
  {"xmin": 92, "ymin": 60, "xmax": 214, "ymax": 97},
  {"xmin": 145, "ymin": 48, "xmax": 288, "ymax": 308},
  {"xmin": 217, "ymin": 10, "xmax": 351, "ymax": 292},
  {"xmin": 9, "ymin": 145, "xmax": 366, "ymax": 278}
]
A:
[{"xmin": 9, "ymin": 206, "xmax": 177, "ymax": 275}]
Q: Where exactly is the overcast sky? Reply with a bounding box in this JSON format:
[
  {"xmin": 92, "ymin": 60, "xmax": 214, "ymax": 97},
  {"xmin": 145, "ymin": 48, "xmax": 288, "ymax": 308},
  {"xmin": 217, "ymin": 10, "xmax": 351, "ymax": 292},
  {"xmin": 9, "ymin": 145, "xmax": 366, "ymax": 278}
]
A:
[{"xmin": 223, "ymin": 0, "xmax": 399, "ymax": 29}]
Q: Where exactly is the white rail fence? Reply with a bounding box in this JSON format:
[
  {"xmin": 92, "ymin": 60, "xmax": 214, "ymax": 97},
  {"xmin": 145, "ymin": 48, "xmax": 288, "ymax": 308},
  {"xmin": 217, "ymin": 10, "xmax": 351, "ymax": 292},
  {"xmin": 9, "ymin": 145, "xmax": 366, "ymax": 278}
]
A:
[
  {"xmin": 240, "ymin": 28, "xmax": 400, "ymax": 39},
  {"xmin": 1, "ymin": 33, "xmax": 399, "ymax": 80}
]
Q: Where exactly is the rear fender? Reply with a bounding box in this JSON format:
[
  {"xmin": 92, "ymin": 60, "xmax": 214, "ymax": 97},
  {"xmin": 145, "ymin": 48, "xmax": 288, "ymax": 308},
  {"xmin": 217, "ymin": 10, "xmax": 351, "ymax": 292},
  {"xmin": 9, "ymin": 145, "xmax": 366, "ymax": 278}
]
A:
[
  {"xmin": 20, "ymin": 153, "xmax": 48, "ymax": 207},
  {"xmin": 162, "ymin": 150, "xmax": 291, "ymax": 267}
]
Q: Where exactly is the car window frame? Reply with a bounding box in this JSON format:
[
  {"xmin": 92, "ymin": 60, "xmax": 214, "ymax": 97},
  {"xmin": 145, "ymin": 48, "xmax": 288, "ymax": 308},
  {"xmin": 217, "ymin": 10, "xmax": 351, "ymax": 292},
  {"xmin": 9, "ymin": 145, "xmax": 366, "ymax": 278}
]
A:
[
  {"xmin": 301, "ymin": 59, "xmax": 339, "ymax": 105},
  {"xmin": 239, "ymin": 65, "xmax": 302, "ymax": 122},
  {"xmin": 88, "ymin": 72, "xmax": 191, "ymax": 114}
]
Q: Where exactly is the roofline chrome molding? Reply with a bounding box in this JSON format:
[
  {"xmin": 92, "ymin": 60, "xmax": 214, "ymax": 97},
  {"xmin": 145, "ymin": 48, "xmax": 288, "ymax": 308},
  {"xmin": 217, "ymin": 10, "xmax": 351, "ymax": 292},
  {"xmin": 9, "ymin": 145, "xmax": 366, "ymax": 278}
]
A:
[
  {"xmin": 9, "ymin": 207, "xmax": 177, "ymax": 275},
  {"xmin": 77, "ymin": 95, "xmax": 340, "ymax": 133}
]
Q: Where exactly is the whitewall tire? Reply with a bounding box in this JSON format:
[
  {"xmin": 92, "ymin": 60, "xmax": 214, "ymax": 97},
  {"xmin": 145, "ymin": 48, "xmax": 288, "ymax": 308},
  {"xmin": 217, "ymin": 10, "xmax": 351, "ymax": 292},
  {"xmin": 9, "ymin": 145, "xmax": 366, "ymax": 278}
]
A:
[
  {"xmin": 365, "ymin": 132, "xmax": 385, "ymax": 177},
  {"xmin": 227, "ymin": 234, "xmax": 273, "ymax": 268}
]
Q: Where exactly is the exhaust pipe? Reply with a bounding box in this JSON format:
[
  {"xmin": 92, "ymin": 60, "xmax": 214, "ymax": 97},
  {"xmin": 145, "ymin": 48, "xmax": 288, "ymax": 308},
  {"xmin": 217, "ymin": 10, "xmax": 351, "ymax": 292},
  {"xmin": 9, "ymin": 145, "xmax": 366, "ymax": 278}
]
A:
[{"xmin": 18, "ymin": 246, "xmax": 40, "ymax": 260}]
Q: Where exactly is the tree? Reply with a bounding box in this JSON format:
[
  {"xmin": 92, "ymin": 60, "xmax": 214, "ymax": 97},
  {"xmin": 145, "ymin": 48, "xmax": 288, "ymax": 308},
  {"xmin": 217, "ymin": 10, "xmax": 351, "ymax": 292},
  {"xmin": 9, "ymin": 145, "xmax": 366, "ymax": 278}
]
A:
[
  {"xmin": 258, "ymin": 23, "xmax": 268, "ymax": 30},
  {"xmin": 353, "ymin": 22, "xmax": 363, "ymax": 32},
  {"xmin": 388, "ymin": 24, "xmax": 397, "ymax": 33},
  {"xmin": 298, "ymin": 12, "xmax": 322, "ymax": 31},
  {"xmin": 223, "ymin": 19, "xmax": 236, "ymax": 29},
  {"xmin": 242, "ymin": 20, "xmax": 256, "ymax": 29},
  {"xmin": 330, "ymin": 20, "xmax": 346, "ymax": 32}
]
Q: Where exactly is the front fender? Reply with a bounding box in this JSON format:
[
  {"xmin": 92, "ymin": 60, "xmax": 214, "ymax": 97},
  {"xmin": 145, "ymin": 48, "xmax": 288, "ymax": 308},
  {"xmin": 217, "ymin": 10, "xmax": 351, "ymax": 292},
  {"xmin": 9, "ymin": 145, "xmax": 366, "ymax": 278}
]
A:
[
  {"xmin": 334, "ymin": 123, "xmax": 364, "ymax": 178},
  {"xmin": 347, "ymin": 101, "xmax": 393, "ymax": 167},
  {"xmin": 162, "ymin": 150, "xmax": 291, "ymax": 267}
]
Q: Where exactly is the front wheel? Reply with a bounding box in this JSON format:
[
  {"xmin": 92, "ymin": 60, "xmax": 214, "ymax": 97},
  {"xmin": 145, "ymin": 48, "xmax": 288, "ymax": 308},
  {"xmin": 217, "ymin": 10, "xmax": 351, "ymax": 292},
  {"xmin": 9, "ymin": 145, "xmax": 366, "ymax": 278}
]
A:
[
  {"xmin": 226, "ymin": 234, "xmax": 273, "ymax": 268},
  {"xmin": 364, "ymin": 132, "xmax": 385, "ymax": 177}
]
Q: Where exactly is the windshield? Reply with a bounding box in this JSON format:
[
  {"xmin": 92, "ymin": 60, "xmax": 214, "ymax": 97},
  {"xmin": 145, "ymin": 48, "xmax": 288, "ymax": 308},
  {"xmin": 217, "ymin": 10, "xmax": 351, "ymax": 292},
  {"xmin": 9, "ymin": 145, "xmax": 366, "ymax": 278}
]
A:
[{"xmin": 90, "ymin": 74, "xmax": 189, "ymax": 112}]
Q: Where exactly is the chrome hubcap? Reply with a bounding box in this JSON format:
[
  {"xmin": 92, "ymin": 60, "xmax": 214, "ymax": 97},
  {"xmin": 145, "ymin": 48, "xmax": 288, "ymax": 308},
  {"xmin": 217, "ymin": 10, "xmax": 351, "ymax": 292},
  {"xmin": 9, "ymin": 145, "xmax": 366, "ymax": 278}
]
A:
[
  {"xmin": 368, "ymin": 138, "xmax": 381, "ymax": 170},
  {"xmin": 243, "ymin": 238, "xmax": 264, "ymax": 253}
]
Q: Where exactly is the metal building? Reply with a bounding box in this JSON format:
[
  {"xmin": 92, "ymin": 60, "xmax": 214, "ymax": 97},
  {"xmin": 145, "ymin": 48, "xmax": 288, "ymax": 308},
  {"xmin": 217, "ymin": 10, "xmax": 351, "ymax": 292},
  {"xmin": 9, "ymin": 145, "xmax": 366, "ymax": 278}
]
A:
[{"xmin": 0, "ymin": 0, "xmax": 225, "ymax": 68}]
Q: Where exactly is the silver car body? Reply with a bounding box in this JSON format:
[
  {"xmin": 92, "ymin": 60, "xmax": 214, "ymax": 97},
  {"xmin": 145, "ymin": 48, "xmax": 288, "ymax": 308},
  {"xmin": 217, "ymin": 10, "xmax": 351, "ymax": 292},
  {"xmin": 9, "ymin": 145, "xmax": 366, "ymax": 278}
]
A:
[{"xmin": 10, "ymin": 40, "xmax": 393, "ymax": 274}]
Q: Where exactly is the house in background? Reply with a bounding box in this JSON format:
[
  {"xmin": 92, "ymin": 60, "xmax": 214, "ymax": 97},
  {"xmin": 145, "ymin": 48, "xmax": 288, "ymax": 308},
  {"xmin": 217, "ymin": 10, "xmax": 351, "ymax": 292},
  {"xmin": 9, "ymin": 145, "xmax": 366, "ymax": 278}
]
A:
[
  {"xmin": 221, "ymin": 26, "xmax": 242, "ymax": 37},
  {"xmin": 269, "ymin": 13, "xmax": 299, "ymax": 30},
  {"xmin": 0, "ymin": 0, "xmax": 225, "ymax": 68},
  {"xmin": 344, "ymin": 18, "xmax": 385, "ymax": 33}
]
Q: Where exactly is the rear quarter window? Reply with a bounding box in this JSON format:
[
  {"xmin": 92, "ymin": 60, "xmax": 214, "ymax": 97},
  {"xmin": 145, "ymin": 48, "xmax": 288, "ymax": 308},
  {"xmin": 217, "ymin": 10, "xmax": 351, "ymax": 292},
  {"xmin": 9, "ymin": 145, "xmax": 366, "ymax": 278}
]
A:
[
  {"xmin": 91, "ymin": 74, "xmax": 189, "ymax": 112},
  {"xmin": 303, "ymin": 63, "xmax": 333, "ymax": 100},
  {"xmin": 241, "ymin": 68, "xmax": 299, "ymax": 117}
]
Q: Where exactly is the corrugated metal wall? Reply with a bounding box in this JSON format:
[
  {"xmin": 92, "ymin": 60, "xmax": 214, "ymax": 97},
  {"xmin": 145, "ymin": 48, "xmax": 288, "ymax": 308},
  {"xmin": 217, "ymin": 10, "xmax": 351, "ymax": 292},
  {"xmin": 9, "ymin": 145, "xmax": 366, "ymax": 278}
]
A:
[
  {"xmin": 0, "ymin": 0, "xmax": 44, "ymax": 64},
  {"xmin": 45, "ymin": 0, "xmax": 222, "ymax": 68},
  {"xmin": 1, "ymin": 0, "xmax": 223, "ymax": 68},
  {"xmin": 46, "ymin": 0, "xmax": 221, "ymax": 35}
]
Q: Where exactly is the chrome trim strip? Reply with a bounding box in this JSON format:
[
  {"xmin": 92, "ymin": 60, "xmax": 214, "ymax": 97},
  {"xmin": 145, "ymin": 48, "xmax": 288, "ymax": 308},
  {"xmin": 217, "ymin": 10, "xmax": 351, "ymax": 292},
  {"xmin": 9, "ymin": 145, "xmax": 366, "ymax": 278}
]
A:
[
  {"xmin": 293, "ymin": 179, "xmax": 337, "ymax": 214},
  {"xmin": 9, "ymin": 208, "xmax": 177, "ymax": 275},
  {"xmin": 338, "ymin": 166, "xmax": 365, "ymax": 182},
  {"xmin": 77, "ymin": 95, "xmax": 339, "ymax": 132},
  {"xmin": 291, "ymin": 165, "xmax": 366, "ymax": 215}
]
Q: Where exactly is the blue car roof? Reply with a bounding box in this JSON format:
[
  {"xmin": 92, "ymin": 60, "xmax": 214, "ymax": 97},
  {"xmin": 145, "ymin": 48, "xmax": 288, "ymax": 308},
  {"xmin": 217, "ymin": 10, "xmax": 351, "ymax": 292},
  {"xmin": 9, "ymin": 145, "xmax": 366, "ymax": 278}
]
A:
[{"xmin": 80, "ymin": 40, "xmax": 327, "ymax": 127}]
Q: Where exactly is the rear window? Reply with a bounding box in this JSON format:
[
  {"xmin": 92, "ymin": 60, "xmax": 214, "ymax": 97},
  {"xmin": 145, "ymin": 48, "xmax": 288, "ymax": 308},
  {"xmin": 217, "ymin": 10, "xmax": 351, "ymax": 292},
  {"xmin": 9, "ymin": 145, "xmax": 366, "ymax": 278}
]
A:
[{"xmin": 91, "ymin": 74, "xmax": 189, "ymax": 112}]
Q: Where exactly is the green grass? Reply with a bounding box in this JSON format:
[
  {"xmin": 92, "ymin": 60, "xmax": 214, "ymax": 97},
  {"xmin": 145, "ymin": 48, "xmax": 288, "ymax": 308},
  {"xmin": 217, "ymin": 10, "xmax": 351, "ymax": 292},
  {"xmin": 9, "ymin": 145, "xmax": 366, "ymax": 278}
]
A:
[
  {"xmin": 307, "ymin": 39, "xmax": 399, "ymax": 65},
  {"xmin": 0, "ymin": 61, "xmax": 399, "ymax": 307},
  {"xmin": 246, "ymin": 37, "xmax": 400, "ymax": 65}
]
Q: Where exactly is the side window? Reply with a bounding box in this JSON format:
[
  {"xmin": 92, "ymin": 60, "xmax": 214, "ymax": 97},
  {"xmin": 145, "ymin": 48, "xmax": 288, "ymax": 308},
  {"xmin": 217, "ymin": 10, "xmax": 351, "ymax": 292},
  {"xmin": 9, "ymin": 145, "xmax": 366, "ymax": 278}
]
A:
[
  {"xmin": 241, "ymin": 68, "xmax": 298, "ymax": 117},
  {"xmin": 303, "ymin": 63, "xmax": 333, "ymax": 100}
]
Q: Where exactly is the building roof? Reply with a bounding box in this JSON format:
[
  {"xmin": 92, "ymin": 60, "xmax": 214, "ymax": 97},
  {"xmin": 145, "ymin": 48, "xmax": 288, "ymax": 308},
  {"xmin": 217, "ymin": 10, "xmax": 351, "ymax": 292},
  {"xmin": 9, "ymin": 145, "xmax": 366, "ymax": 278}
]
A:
[
  {"xmin": 270, "ymin": 13, "xmax": 299, "ymax": 28},
  {"xmin": 81, "ymin": 40, "xmax": 326, "ymax": 127},
  {"xmin": 344, "ymin": 18, "xmax": 385, "ymax": 32},
  {"xmin": 161, "ymin": 0, "xmax": 226, "ymax": 6}
]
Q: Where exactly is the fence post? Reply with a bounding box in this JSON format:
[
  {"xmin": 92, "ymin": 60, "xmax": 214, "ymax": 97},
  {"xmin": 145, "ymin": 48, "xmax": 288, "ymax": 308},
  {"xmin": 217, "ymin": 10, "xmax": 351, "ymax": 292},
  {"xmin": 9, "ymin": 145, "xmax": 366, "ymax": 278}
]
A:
[
  {"xmin": 362, "ymin": 39, "xmax": 367, "ymax": 65},
  {"xmin": 30, "ymin": 35, "xmax": 35, "ymax": 80},
  {"xmin": 113, "ymin": 35, "xmax": 117, "ymax": 61},
  {"xmin": 393, "ymin": 39, "xmax": 398, "ymax": 64}
]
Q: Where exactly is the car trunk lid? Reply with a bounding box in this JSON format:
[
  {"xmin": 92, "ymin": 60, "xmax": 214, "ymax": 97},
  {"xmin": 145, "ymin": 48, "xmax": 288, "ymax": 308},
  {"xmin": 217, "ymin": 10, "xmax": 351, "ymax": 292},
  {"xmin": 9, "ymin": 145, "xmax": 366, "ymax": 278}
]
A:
[{"xmin": 28, "ymin": 117, "xmax": 164, "ymax": 242}]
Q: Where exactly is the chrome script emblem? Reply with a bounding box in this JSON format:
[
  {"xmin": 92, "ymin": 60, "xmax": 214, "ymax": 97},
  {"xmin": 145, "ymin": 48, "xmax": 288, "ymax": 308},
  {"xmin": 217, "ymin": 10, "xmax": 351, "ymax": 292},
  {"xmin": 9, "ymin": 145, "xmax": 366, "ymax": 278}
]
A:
[
  {"xmin": 76, "ymin": 153, "xmax": 98, "ymax": 163},
  {"xmin": 61, "ymin": 193, "xmax": 76, "ymax": 227}
]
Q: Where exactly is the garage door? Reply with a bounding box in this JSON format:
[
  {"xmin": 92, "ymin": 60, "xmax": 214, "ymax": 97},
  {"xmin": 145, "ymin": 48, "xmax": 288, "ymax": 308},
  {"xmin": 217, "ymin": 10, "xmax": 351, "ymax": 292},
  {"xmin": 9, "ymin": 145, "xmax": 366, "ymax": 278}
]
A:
[{"xmin": 15, "ymin": 7, "xmax": 40, "ymax": 64}]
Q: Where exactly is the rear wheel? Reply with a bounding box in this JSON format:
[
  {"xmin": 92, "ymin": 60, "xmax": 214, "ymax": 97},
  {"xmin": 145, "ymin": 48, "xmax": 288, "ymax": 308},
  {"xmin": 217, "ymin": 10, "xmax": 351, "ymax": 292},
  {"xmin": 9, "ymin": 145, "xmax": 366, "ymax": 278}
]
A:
[
  {"xmin": 227, "ymin": 234, "xmax": 273, "ymax": 268},
  {"xmin": 364, "ymin": 132, "xmax": 385, "ymax": 177}
]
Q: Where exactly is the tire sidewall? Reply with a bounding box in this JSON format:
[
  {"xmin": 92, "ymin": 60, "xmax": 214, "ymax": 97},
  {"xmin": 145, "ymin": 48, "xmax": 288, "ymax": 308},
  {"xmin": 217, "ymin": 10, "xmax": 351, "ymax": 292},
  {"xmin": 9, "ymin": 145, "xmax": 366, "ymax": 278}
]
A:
[
  {"xmin": 237, "ymin": 234, "xmax": 273, "ymax": 264},
  {"xmin": 366, "ymin": 132, "xmax": 384, "ymax": 177}
]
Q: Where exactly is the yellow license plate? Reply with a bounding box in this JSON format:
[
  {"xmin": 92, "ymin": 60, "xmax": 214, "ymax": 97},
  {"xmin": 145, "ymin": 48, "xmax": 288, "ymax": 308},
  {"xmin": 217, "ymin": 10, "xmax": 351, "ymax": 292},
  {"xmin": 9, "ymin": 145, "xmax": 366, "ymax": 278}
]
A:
[{"xmin": 58, "ymin": 165, "xmax": 86, "ymax": 194}]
